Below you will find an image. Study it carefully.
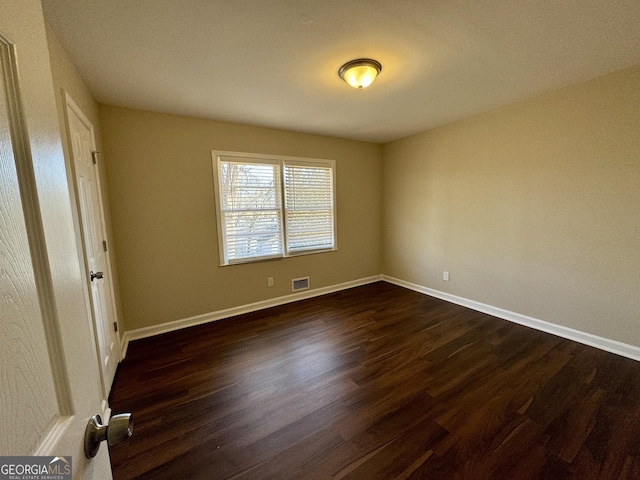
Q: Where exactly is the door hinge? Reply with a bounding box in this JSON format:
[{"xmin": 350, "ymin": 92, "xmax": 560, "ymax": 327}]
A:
[
  {"xmin": 103, "ymin": 240, "xmax": 108, "ymax": 252},
  {"xmin": 91, "ymin": 150, "xmax": 99, "ymax": 165},
  {"xmin": 113, "ymin": 322, "xmax": 119, "ymax": 333}
]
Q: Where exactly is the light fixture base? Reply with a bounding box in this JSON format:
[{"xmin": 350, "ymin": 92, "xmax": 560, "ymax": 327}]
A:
[{"xmin": 338, "ymin": 58, "xmax": 382, "ymax": 89}]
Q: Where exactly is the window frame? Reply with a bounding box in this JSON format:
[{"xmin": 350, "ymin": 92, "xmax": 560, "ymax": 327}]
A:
[{"xmin": 212, "ymin": 150, "xmax": 337, "ymax": 266}]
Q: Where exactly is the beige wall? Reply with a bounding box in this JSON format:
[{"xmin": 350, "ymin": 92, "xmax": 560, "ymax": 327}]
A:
[
  {"xmin": 45, "ymin": 23, "xmax": 124, "ymax": 332},
  {"xmin": 382, "ymin": 65, "xmax": 640, "ymax": 347},
  {"xmin": 99, "ymin": 105, "xmax": 383, "ymax": 330}
]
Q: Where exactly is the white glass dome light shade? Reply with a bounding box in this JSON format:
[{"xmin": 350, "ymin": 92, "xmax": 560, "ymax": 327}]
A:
[{"xmin": 338, "ymin": 59, "xmax": 382, "ymax": 89}]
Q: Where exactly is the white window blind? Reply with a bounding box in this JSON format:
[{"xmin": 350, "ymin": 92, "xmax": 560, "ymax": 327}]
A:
[
  {"xmin": 213, "ymin": 151, "xmax": 336, "ymax": 266},
  {"xmin": 217, "ymin": 158, "xmax": 283, "ymax": 264},
  {"xmin": 283, "ymin": 163, "xmax": 335, "ymax": 254}
]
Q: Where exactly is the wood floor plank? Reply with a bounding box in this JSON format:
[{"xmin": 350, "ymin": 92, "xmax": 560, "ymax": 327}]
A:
[{"xmin": 108, "ymin": 282, "xmax": 640, "ymax": 479}]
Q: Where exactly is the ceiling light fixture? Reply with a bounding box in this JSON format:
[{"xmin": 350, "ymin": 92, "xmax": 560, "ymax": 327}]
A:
[{"xmin": 338, "ymin": 58, "xmax": 382, "ymax": 90}]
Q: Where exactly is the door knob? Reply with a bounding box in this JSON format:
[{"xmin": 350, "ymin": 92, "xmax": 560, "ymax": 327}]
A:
[
  {"xmin": 84, "ymin": 413, "xmax": 133, "ymax": 458},
  {"xmin": 89, "ymin": 271, "xmax": 104, "ymax": 281}
]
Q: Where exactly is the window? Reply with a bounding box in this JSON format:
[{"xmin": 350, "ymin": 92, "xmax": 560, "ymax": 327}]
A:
[{"xmin": 212, "ymin": 151, "xmax": 336, "ymax": 265}]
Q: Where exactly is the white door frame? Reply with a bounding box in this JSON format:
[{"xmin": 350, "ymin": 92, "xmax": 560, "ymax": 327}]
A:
[{"xmin": 63, "ymin": 91, "xmax": 121, "ymax": 399}]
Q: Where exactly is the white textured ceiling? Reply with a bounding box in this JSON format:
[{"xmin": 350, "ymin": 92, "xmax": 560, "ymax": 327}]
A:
[{"xmin": 42, "ymin": 0, "xmax": 640, "ymax": 143}]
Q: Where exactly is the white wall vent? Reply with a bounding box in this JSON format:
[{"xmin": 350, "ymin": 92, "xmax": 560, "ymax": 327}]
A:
[{"xmin": 292, "ymin": 277, "xmax": 310, "ymax": 292}]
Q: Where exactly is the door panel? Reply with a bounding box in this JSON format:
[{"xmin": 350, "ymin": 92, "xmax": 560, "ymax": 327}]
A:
[
  {"xmin": 0, "ymin": 36, "xmax": 59, "ymax": 455},
  {"xmin": 67, "ymin": 99, "xmax": 119, "ymax": 395}
]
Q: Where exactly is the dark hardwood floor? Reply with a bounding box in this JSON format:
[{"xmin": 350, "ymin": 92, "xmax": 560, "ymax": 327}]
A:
[{"xmin": 108, "ymin": 282, "xmax": 640, "ymax": 479}]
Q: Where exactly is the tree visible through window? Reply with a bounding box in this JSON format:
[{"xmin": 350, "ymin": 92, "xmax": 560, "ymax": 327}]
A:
[{"xmin": 213, "ymin": 151, "xmax": 336, "ymax": 265}]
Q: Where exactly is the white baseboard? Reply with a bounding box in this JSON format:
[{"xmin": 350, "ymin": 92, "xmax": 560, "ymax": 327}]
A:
[
  {"xmin": 382, "ymin": 275, "xmax": 640, "ymax": 362},
  {"xmin": 119, "ymin": 274, "xmax": 639, "ymax": 363},
  {"xmin": 120, "ymin": 275, "xmax": 383, "ymax": 356}
]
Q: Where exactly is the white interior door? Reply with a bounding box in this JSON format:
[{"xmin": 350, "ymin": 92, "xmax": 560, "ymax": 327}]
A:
[
  {"xmin": 0, "ymin": 33, "xmax": 62, "ymax": 459},
  {"xmin": 65, "ymin": 96, "xmax": 119, "ymax": 396},
  {"xmin": 1, "ymin": 2, "xmax": 114, "ymax": 477}
]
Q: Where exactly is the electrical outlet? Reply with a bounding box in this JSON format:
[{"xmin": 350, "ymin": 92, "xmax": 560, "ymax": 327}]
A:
[
  {"xmin": 443, "ymin": 271, "xmax": 450, "ymax": 281},
  {"xmin": 267, "ymin": 277, "xmax": 274, "ymax": 287}
]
